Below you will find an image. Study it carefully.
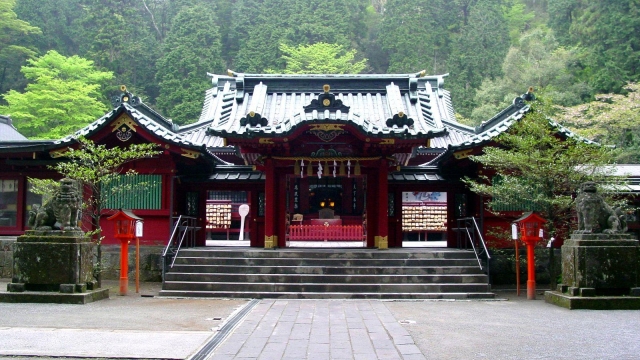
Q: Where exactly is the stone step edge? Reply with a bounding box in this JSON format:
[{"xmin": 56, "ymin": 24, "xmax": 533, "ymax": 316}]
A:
[
  {"xmin": 165, "ymin": 273, "xmax": 487, "ymax": 278},
  {"xmin": 157, "ymin": 290, "xmax": 497, "ymax": 299},
  {"xmin": 162, "ymin": 281, "xmax": 490, "ymax": 286}
]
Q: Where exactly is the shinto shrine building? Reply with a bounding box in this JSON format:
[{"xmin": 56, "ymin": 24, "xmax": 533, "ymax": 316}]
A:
[{"xmin": 0, "ymin": 72, "xmax": 637, "ymax": 250}]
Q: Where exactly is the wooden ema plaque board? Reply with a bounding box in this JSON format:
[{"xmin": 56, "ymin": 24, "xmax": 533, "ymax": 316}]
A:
[
  {"xmin": 206, "ymin": 200, "xmax": 231, "ymax": 230},
  {"xmin": 402, "ymin": 203, "xmax": 447, "ymax": 232}
]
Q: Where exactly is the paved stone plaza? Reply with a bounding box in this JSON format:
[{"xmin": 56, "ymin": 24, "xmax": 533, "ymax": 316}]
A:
[{"xmin": 1, "ymin": 280, "xmax": 639, "ymax": 359}]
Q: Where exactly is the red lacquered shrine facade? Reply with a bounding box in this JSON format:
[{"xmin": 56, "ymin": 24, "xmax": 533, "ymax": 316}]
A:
[{"xmin": 4, "ymin": 72, "xmax": 635, "ymax": 248}]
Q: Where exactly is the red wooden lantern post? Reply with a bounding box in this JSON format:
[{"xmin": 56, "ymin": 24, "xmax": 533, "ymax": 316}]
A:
[
  {"xmin": 513, "ymin": 212, "xmax": 546, "ymax": 300},
  {"xmin": 107, "ymin": 210, "xmax": 143, "ymax": 296}
]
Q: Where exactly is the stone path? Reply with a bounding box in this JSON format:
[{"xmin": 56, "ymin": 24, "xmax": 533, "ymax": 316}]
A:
[{"xmin": 209, "ymin": 300, "xmax": 425, "ymax": 360}]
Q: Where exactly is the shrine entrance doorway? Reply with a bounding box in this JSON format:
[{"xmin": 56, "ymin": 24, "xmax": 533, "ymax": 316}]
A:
[{"xmin": 285, "ymin": 174, "xmax": 367, "ymax": 248}]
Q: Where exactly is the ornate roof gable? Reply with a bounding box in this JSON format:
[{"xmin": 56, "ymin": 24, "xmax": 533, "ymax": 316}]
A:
[
  {"xmin": 204, "ymin": 71, "xmax": 454, "ymax": 140},
  {"xmin": 303, "ymin": 84, "xmax": 350, "ymax": 113}
]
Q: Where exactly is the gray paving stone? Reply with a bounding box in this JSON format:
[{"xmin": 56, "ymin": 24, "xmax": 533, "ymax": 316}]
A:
[
  {"xmin": 307, "ymin": 342, "xmax": 330, "ymax": 353},
  {"xmin": 204, "ymin": 299, "xmax": 419, "ymax": 359},
  {"xmin": 401, "ymin": 354, "xmax": 428, "ymax": 360},
  {"xmin": 397, "ymin": 343, "xmax": 423, "ymax": 355}
]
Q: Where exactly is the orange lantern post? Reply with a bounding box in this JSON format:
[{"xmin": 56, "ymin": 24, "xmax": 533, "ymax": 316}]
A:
[
  {"xmin": 107, "ymin": 210, "xmax": 143, "ymax": 296},
  {"xmin": 513, "ymin": 212, "xmax": 547, "ymax": 300}
]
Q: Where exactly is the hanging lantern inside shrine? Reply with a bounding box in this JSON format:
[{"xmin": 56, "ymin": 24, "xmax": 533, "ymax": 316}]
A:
[
  {"xmin": 354, "ymin": 161, "xmax": 361, "ymax": 176},
  {"xmin": 339, "ymin": 161, "xmax": 346, "ymax": 176},
  {"xmin": 323, "ymin": 161, "xmax": 330, "ymax": 176}
]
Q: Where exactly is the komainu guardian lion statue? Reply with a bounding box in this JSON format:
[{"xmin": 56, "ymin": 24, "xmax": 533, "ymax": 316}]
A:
[
  {"xmin": 28, "ymin": 178, "xmax": 81, "ymax": 231},
  {"xmin": 575, "ymin": 181, "xmax": 627, "ymax": 234}
]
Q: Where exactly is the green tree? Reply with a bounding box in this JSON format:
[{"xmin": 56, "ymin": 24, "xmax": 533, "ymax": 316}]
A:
[
  {"xmin": 0, "ymin": 0, "xmax": 41, "ymax": 97},
  {"xmin": 463, "ymin": 100, "xmax": 619, "ymax": 238},
  {"xmin": 277, "ymin": 43, "xmax": 367, "ymax": 74},
  {"xmin": 14, "ymin": 0, "xmax": 84, "ymax": 56},
  {"xmin": 556, "ymin": 83, "xmax": 640, "ymax": 164},
  {"xmin": 549, "ymin": 0, "xmax": 640, "ymax": 93},
  {"xmin": 379, "ymin": 0, "xmax": 456, "ymax": 74},
  {"xmin": 468, "ymin": 28, "xmax": 590, "ymax": 125},
  {"xmin": 233, "ymin": 0, "xmax": 363, "ymax": 73},
  {"xmin": 0, "ymin": 50, "xmax": 113, "ymax": 139},
  {"xmin": 78, "ymin": 0, "xmax": 160, "ymax": 102},
  {"xmin": 448, "ymin": 0, "xmax": 511, "ymax": 116},
  {"xmin": 155, "ymin": 5, "xmax": 224, "ymax": 125},
  {"xmin": 502, "ymin": 0, "xmax": 538, "ymax": 45},
  {"xmin": 51, "ymin": 136, "xmax": 161, "ymax": 286}
]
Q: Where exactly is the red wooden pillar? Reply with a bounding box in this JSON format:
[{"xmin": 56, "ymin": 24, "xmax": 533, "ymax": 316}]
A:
[
  {"xmin": 264, "ymin": 158, "xmax": 277, "ymax": 248},
  {"xmin": 276, "ymin": 168, "xmax": 287, "ymax": 247},
  {"xmin": 376, "ymin": 159, "xmax": 389, "ymax": 249}
]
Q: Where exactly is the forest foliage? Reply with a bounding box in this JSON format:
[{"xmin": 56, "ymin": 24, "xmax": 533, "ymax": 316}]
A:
[{"xmin": 0, "ymin": 0, "xmax": 639, "ymax": 162}]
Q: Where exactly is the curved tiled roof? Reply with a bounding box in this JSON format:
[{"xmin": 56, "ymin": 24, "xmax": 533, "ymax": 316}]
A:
[
  {"xmin": 204, "ymin": 72, "xmax": 453, "ymax": 139},
  {"xmin": 0, "ymin": 115, "xmax": 28, "ymax": 141}
]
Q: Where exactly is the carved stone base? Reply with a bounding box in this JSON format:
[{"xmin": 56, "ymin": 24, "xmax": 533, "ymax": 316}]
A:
[
  {"xmin": 0, "ymin": 287, "xmax": 109, "ymax": 304},
  {"xmin": 545, "ymin": 290, "xmax": 640, "ymax": 310},
  {"xmin": 10, "ymin": 231, "xmax": 95, "ymax": 293},
  {"xmin": 561, "ymin": 233, "xmax": 639, "ymax": 295}
]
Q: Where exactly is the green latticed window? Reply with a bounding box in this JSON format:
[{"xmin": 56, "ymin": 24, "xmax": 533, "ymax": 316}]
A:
[{"xmin": 104, "ymin": 175, "xmax": 162, "ymax": 210}]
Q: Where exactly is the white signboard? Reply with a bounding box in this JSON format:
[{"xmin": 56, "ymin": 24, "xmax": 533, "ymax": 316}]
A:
[
  {"xmin": 402, "ymin": 192, "xmax": 447, "ymax": 203},
  {"xmin": 238, "ymin": 204, "xmax": 250, "ymax": 240},
  {"xmin": 135, "ymin": 221, "xmax": 143, "ymax": 237}
]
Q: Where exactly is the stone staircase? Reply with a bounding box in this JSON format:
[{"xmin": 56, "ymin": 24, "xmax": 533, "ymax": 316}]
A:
[{"xmin": 159, "ymin": 248, "xmax": 494, "ymax": 299}]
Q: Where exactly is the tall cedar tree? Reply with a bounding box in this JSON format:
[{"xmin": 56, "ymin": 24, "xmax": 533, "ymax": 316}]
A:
[
  {"xmin": 448, "ymin": 0, "xmax": 510, "ymax": 117},
  {"xmin": 549, "ymin": 0, "xmax": 640, "ymax": 93},
  {"xmin": 233, "ymin": 0, "xmax": 361, "ymax": 73},
  {"xmin": 0, "ymin": 0, "xmax": 41, "ymax": 98},
  {"xmin": 155, "ymin": 5, "xmax": 224, "ymax": 125},
  {"xmin": 379, "ymin": 0, "xmax": 456, "ymax": 74},
  {"xmin": 78, "ymin": 0, "xmax": 160, "ymax": 102}
]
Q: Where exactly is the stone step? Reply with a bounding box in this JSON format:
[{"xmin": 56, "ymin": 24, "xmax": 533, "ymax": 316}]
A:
[
  {"xmin": 160, "ymin": 247, "xmax": 493, "ymax": 299},
  {"xmin": 176, "ymin": 248, "xmax": 478, "ymax": 259},
  {"xmin": 167, "ymin": 264, "xmax": 484, "ymax": 275},
  {"xmin": 163, "ymin": 272, "xmax": 489, "ymax": 284},
  {"xmin": 157, "ymin": 289, "xmax": 496, "ymax": 300},
  {"xmin": 161, "ymin": 281, "xmax": 491, "ymax": 294},
  {"xmin": 172, "ymin": 257, "xmax": 480, "ymax": 267}
]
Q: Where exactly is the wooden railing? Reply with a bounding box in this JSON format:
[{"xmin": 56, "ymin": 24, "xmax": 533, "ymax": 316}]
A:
[{"xmin": 288, "ymin": 224, "xmax": 364, "ymax": 241}]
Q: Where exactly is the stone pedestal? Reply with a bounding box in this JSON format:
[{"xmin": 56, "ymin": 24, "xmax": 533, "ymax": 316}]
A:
[
  {"xmin": 9, "ymin": 230, "xmax": 96, "ymax": 292},
  {"xmin": 561, "ymin": 233, "xmax": 639, "ymax": 294},
  {"xmin": 545, "ymin": 233, "xmax": 640, "ymax": 309}
]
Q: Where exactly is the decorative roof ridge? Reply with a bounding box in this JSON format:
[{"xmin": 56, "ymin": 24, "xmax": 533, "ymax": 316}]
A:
[
  {"xmin": 422, "ymin": 150, "xmax": 450, "ymax": 166},
  {"xmin": 0, "ymin": 115, "xmax": 16, "ymax": 128},
  {"xmin": 548, "ymin": 118, "xmax": 600, "ymax": 146},
  {"xmin": 475, "ymin": 97, "xmax": 529, "ymax": 134},
  {"xmin": 111, "ymin": 85, "xmax": 179, "ymax": 132},
  {"xmin": 440, "ymin": 118, "xmax": 475, "ymax": 134},
  {"xmin": 204, "ymin": 148, "xmax": 233, "ymax": 166},
  {"xmin": 0, "ymin": 114, "xmax": 29, "ymax": 141},
  {"xmin": 224, "ymin": 69, "xmax": 431, "ymax": 79},
  {"xmin": 177, "ymin": 119, "xmax": 211, "ymax": 134}
]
